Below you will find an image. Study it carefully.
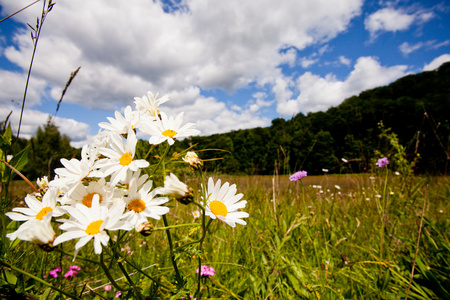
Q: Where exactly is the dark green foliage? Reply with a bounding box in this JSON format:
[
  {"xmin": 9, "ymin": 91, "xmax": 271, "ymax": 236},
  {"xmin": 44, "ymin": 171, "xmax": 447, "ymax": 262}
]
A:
[{"xmin": 179, "ymin": 62, "xmax": 450, "ymax": 175}]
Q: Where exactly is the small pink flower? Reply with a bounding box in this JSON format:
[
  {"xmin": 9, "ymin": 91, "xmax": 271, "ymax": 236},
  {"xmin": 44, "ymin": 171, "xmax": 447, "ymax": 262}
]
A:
[
  {"xmin": 64, "ymin": 270, "xmax": 78, "ymax": 279},
  {"xmin": 69, "ymin": 265, "xmax": 81, "ymax": 271},
  {"xmin": 196, "ymin": 265, "xmax": 215, "ymax": 277},
  {"xmin": 48, "ymin": 267, "xmax": 62, "ymax": 278},
  {"xmin": 115, "ymin": 291, "xmax": 122, "ymax": 298},
  {"xmin": 376, "ymin": 157, "xmax": 389, "ymax": 168},
  {"xmin": 104, "ymin": 285, "xmax": 112, "ymax": 292},
  {"xmin": 289, "ymin": 170, "xmax": 307, "ymax": 181}
]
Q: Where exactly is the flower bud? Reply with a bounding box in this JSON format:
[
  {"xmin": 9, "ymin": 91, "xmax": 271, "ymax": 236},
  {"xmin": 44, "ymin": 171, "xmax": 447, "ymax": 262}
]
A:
[
  {"xmin": 182, "ymin": 151, "xmax": 203, "ymax": 170},
  {"xmin": 163, "ymin": 173, "xmax": 195, "ymax": 205},
  {"xmin": 136, "ymin": 222, "xmax": 153, "ymax": 237}
]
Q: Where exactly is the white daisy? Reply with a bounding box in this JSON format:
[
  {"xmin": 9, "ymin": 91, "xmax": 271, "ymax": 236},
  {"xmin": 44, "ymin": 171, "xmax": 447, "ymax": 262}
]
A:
[
  {"xmin": 94, "ymin": 129, "xmax": 149, "ymax": 186},
  {"xmin": 50, "ymin": 144, "xmax": 97, "ymax": 194},
  {"xmin": 98, "ymin": 106, "xmax": 140, "ymax": 136},
  {"xmin": 162, "ymin": 173, "xmax": 193, "ymax": 204},
  {"xmin": 134, "ymin": 91, "xmax": 169, "ymax": 119},
  {"xmin": 61, "ymin": 178, "xmax": 115, "ymax": 208},
  {"xmin": 122, "ymin": 178, "xmax": 169, "ymax": 228},
  {"xmin": 140, "ymin": 112, "xmax": 200, "ymax": 145},
  {"xmin": 6, "ymin": 187, "xmax": 65, "ymax": 223},
  {"xmin": 53, "ymin": 196, "xmax": 132, "ymax": 256},
  {"xmin": 192, "ymin": 210, "xmax": 201, "ymax": 219},
  {"xmin": 203, "ymin": 178, "xmax": 249, "ymax": 227},
  {"xmin": 7, "ymin": 214, "xmax": 56, "ymax": 246}
]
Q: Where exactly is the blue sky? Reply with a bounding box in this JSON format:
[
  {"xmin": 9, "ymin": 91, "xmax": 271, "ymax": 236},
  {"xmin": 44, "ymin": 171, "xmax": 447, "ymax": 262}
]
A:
[{"xmin": 0, "ymin": 0, "xmax": 449, "ymax": 147}]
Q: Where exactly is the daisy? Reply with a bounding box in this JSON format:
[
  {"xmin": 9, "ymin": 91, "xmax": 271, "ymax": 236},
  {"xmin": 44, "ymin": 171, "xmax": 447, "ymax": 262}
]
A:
[
  {"xmin": 140, "ymin": 112, "xmax": 200, "ymax": 145},
  {"xmin": 122, "ymin": 178, "xmax": 169, "ymax": 228},
  {"xmin": 6, "ymin": 187, "xmax": 66, "ymax": 224},
  {"xmin": 50, "ymin": 144, "xmax": 98, "ymax": 194},
  {"xmin": 134, "ymin": 91, "xmax": 169, "ymax": 119},
  {"xmin": 203, "ymin": 178, "xmax": 249, "ymax": 227},
  {"xmin": 61, "ymin": 178, "xmax": 115, "ymax": 208},
  {"xmin": 94, "ymin": 129, "xmax": 149, "ymax": 186},
  {"xmin": 6, "ymin": 214, "xmax": 56, "ymax": 247},
  {"xmin": 53, "ymin": 196, "xmax": 132, "ymax": 257},
  {"xmin": 98, "ymin": 106, "xmax": 141, "ymax": 136},
  {"xmin": 162, "ymin": 173, "xmax": 194, "ymax": 204}
]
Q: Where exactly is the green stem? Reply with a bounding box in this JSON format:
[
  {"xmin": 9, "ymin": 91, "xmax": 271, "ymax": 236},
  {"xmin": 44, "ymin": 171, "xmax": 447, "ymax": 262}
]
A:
[
  {"xmin": 380, "ymin": 167, "xmax": 389, "ymax": 262},
  {"xmin": 99, "ymin": 251, "xmax": 128, "ymax": 292},
  {"xmin": 154, "ymin": 223, "xmax": 201, "ymax": 231},
  {"xmin": 0, "ymin": 260, "xmax": 80, "ymax": 299},
  {"xmin": 162, "ymin": 214, "xmax": 184, "ymax": 289},
  {"xmin": 117, "ymin": 255, "xmax": 172, "ymax": 291}
]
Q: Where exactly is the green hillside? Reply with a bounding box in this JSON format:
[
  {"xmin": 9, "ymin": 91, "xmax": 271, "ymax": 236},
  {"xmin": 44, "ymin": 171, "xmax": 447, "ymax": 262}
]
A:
[{"xmin": 175, "ymin": 62, "xmax": 450, "ymax": 175}]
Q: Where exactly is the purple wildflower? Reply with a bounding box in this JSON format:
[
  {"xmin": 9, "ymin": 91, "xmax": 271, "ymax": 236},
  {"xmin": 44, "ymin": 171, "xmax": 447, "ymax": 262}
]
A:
[
  {"xmin": 48, "ymin": 267, "xmax": 62, "ymax": 278},
  {"xmin": 69, "ymin": 265, "xmax": 81, "ymax": 272},
  {"xmin": 289, "ymin": 170, "xmax": 307, "ymax": 181},
  {"xmin": 64, "ymin": 269, "xmax": 78, "ymax": 279},
  {"xmin": 376, "ymin": 157, "xmax": 389, "ymax": 168},
  {"xmin": 196, "ymin": 265, "xmax": 215, "ymax": 277},
  {"xmin": 115, "ymin": 291, "xmax": 122, "ymax": 298}
]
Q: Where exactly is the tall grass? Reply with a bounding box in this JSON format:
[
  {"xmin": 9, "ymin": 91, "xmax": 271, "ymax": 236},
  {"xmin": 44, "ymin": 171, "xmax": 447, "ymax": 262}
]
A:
[{"xmin": 4, "ymin": 172, "xmax": 449, "ymax": 299}]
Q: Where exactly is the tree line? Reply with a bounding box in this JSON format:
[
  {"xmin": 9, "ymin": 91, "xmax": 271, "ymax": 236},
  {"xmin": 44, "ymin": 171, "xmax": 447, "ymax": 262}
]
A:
[{"xmin": 173, "ymin": 62, "xmax": 450, "ymax": 175}]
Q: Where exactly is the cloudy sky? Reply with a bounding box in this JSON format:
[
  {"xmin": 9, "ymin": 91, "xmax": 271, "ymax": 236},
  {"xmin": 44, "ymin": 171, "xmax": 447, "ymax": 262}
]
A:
[{"xmin": 0, "ymin": 0, "xmax": 449, "ymax": 147}]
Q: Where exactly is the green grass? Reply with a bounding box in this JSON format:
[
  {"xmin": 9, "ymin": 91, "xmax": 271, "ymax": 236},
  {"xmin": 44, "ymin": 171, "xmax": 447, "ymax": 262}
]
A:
[{"xmin": 3, "ymin": 173, "xmax": 450, "ymax": 299}]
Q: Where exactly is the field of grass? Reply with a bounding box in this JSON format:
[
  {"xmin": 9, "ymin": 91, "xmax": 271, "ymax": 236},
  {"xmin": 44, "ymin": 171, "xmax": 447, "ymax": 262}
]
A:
[{"xmin": 2, "ymin": 172, "xmax": 449, "ymax": 299}]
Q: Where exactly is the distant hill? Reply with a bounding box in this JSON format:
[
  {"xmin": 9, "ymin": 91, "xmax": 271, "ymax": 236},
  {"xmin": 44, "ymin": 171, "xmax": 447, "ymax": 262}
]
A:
[{"xmin": 175, "ymin": 62, "xmax": 450, "ymax": 175}]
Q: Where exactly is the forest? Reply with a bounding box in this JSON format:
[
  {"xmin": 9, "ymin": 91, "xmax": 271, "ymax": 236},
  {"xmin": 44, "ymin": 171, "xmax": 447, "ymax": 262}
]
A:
[
  {"xmin": 4, "ymin": 62, "xmax": 450, "ymax": 179},
  {"xmin": 173, "ymin": 61, "xmax": 450, "ymax": 176}
]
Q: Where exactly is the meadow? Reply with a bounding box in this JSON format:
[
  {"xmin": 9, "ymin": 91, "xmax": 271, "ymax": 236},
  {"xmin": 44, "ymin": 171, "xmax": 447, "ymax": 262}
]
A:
[{"xmin": 2, "ymin": 172, "xmax": 449, "ymax": 299}]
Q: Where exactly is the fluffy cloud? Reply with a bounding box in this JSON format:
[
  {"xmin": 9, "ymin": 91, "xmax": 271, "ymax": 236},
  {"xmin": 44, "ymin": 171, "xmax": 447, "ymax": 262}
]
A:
[
  {"xmin": 423, "ymin": 54, "xmax": 450, "ymax": 71},
  {"xmin": 0, "ymin": 103, "xmax": 91, "ymax": 147},
  {"xmin": 277, "ymin": 56, "xmax": 409, "ymax": 115},
  {"xmin": 0, "ymin": 0, "xmax": 363, "ymax": 139},
  {"xmin": 365, "ymin": 6, "xmax": 434, "ymax": 39}
]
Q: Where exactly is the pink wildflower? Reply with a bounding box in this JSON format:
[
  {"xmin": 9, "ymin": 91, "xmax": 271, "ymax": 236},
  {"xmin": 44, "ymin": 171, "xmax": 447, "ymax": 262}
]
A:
[
  {"xmin": 289, "ymin": 170, "xmax": 307, "ymax": 181},
  {"xmin": 196, "ymin": 265, "xmax": 215, "ymax": 277},
  {"xmin": 47, "ymin": 267, "xmax": 61, "ymax": 278},
  {"xmin": 376, "ymin": 157, "xmax": 389, "ymax": 168}
]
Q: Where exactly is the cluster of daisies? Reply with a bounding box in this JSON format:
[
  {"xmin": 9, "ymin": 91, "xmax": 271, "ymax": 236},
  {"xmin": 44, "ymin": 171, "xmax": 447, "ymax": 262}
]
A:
[{"xmin": 6, "ymin": 92, "xmax": 249, "ymax": 258}]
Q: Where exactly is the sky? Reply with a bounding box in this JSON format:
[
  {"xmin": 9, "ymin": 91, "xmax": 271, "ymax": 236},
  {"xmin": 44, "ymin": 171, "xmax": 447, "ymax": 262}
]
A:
[{"xmin": 0, "ymin": 0, "xmax": 449, "ymax": 148}]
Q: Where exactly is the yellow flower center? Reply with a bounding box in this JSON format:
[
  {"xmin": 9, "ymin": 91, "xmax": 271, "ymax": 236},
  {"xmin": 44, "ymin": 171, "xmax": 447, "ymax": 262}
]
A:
[
  {"xmin": 209, "ymin": 200, "xmax": 228, "ymax": 217},
  {"xmin": 162, "ymin": 129, "xmax": 177, "ymax": 138},
  {"xmin": 82, "ymin": 193, "xmax": 103, "ymax": 208},
  {"xmin": 119, "ymin": 152, "xmax": 133, "ymax": 166},
  {"xmin": 85, "ymin": 220, "xmax": 104, "ymax": 235},
  {"xmin": 36, "ymin": 207, "xmax": 53, "ymax": 220},
  {"xmin": 128, "ymin": 199, "xmax": 146, "ymax": 213}
]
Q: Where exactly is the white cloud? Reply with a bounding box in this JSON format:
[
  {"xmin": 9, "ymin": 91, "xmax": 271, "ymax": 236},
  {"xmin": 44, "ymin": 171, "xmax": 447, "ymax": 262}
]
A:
[
  {"xmin": 399, "ymin": 42, "xmax": 423, "ymax": 56},
  {"xmin": 0, "ymin": 103, "xmax": 91, "ymax": 147},
  {"xmin": 399, "ymin": 40, "xmax": 450, "ymax": 57},
  {"xmin": 0, "ymin": 0, "xmax": 362, "ymax": 108},
  {"xmin": 365, "ymin": 7, "xmax": 434, "ymax": 39},
  {"xmin": 0, "ymin": 0, "xmax": 366, "ymax": 145},
  {"xmin": 423, "ymin": 54, "xmax": 450, "ymax": 71},
  {"xmin": 339, "ymin": 55, "xmax": 351, "ymax": 66},
  {"xmin": 277, "ymin": 56, "xmax": 409, "ymax": 115}
]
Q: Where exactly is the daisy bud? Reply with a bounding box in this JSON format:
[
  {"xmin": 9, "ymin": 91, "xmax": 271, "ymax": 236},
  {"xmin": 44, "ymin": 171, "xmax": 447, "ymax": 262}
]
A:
[
  {"xmin": 183, "ymin": 151, "xmax": 203, "ymax": 171},
  {"xmin": 136, "ymin": 222, "xmax": 154, "ymax": 237},
  {"xmin": 163, "ymin": 173, "xmax": 194, "ymax": 205}
]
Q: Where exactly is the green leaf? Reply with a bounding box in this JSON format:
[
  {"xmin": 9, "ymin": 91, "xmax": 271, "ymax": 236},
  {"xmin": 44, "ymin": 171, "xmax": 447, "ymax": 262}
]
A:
[
  {"xmin": 3, "ymin": 147, "xmax": 28, "ymax": 181},
  {"xmin": 0, "ymin": 123, "xmax": 12, "ymax": 148}
]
